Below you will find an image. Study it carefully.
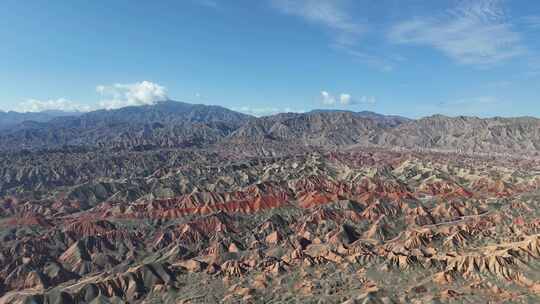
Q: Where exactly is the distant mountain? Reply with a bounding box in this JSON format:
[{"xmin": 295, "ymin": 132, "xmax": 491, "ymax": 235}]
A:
[
  {"xmin": 228, "ymin": 111, "xmax": 399, "ymax": 147},
  {"xmin": 0, "ymin": 100, "xmax": 253, "ymax": 151},
  {"xmin": 47, "ymin": 100, "xmax": 252, "ymax": 129},
  {"xmin": 2, "ymin": 101, "xmax": 540, "ymax": 155},
  {"xmin": 308, "ymin": 109, "xmax": 410, "ymax": 127},
  {"xmin": 374, "ymin": 115, "xmax": 540, "ymax": 154},
  {"xmin": 227, "ymin": 112, "xmax": 540, "ymax": 155},
  {"xmin": 0, "ymin": 110, "xmax": 81, "ymax": 130}
]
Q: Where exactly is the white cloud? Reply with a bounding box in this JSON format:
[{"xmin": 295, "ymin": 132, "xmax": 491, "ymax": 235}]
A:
[
  {"xmin": 97, "ymin": 81, "xmax": 168, "ymax": 110},
  {"xmin": 15, "ymin": 98, "xmax": 91, "ymax": 113},
  {"xmin": 388, "ymin": 0, "xmax": 526, "ymax": 66},
  {"xmin": 321, "ymin": 91, "xmax": 336, "ymax": 105},
  {"xmin": 321, "ymin": 91, "xmax": 375, "ymax": 106},
  {"xmin": 339, "ymin": 93, "xmax": 352, "ymax": 105},
  {"xmin": 233, "ymin": 106, "xmax": 305, "ymax": 117}
]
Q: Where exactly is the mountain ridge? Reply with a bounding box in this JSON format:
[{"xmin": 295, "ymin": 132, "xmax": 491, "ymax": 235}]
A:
[
  {"xmin": 2, "ymin": 100, "xmax": 540, "ymax": 155},
  {"xmin": 0, "ymin": 110, "xmax": 83, "ymax": 130}
]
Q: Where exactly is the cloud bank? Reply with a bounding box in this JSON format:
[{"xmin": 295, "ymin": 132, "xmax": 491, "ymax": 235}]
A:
[{"xmin": 14, "ymin": 98, "xmax": 92, "ymax": 113}]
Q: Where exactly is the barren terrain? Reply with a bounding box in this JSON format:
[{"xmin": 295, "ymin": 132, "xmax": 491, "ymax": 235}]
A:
[{"xmin": 2, "ymin": 102, "xmax": 540, "ymax": 303}]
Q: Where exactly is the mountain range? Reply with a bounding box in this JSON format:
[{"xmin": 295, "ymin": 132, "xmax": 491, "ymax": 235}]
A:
[
  {"xmin": 0, "ymin": 110, "xmax": 82, "ymax": 130},
  {"xmin": 1, "ymin": 100, "xmax": 539, "ymax": 156}
]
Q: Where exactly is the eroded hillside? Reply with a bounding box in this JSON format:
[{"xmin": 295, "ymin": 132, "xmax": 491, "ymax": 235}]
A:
[{"xmin": 2, "ymin": 148, "xmax": 540, "ymax": 303}]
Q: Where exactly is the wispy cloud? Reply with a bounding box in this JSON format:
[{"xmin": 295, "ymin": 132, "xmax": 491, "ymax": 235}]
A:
[
  {"xmin": 333, "ymin": 46, "xmax": 397, "ymax": 72},
  {"xmin": 271, "ymin": 0, "xmax": 364, "ymax": 43},
  {"xmin": 321, "ymin": 91, "xmax": 375, "ymax": 106},
  {"xmin": 15, "ymin": 98, "xmax": 91, "ymax": 113},
  {"xmin": 388, "ymin": 0, "xmax": 526, "ymax": 67},
  {"xmin": 270, "ymin": 1, "xmax": 402, "ymax": 72},
  {"xmin": 97, "ymin": 81, "xmax": 168, "ymax": 110}
]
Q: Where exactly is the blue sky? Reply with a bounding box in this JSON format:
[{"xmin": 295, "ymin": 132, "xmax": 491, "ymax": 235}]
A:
[{"xmin": 0, "ymin": 0, "xmax": 539, "ymax": 118}]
